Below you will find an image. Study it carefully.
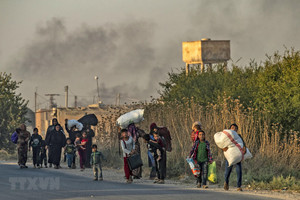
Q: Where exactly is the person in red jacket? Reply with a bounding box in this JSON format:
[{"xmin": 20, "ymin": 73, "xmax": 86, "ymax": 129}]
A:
[
  {"xmin": 75, "ymin": 131, "xmax": 88, "ymax": 171},
  {"xmin": 191, "ymin": 121, "xmax": 202, "ymax": 142}
]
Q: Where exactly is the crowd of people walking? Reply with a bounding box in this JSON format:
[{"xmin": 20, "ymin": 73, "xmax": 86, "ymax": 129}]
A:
[{"xmin": 14, "ymin": 117, "xmax": 247, "ymax": 191}]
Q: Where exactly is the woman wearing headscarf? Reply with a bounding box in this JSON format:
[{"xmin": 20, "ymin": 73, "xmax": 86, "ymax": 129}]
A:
[{"xmin": 45, "ymin": 124, "xmax": 66, "ymax": 169}]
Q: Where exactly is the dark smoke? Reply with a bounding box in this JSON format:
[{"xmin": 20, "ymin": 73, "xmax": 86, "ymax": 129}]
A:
[
  {"xmin": 6, "ymin": 1, "xmax": 300, "ymax": 109},
  {"xmin": 10, "ymin": 18, "xmax": 169, "ymax": 107},
  {"xmin": 186, "ymin": 0, "xmax": 300, "ymax": 64}
]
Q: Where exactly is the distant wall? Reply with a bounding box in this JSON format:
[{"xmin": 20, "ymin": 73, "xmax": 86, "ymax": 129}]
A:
[{"xmin": 35, "ymin": 105, "xmax": 143, "ymax": 143}]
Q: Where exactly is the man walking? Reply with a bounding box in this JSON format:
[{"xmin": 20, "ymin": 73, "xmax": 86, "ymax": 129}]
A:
[{"xmin": 223, "ymin": 124, "xmax": 246, "ymax": 191}]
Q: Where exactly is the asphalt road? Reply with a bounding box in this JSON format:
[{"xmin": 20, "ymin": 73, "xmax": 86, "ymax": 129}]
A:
[{"xmin": 0, "ymin": 163, "xmax": 280, "ymax": 200}]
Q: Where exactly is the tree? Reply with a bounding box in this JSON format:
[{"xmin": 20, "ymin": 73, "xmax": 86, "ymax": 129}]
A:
[
  {"xmin": 159, "ymin": 49, "xmax": 300, "ymax": 131},
  {"xmin": 254, "ymin": 50, "xmax": 300, "ymax": 131},
  {"xmin": 0, "ymin": 72, "xmax": 28, "ymax": 153}
]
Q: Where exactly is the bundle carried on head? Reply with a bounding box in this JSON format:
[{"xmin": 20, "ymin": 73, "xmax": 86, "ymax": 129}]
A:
[
  {"xmin": 67, "ymin": 119, "xmax": 83, "ymax": 131},
  {"xmin": 214, "ymin": 129, "xmax": 252, "ymax": 166},
  {"xmin": 116, "ymin": 109, "xmax": 144, "ymax": 129}
]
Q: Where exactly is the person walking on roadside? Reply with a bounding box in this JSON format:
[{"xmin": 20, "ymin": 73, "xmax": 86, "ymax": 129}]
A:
[
  {"xmin": 84, "ymin": 125, "xmax": 95, "ymax": 168},
  {"xmin": 152, "ymin": 132, "xmax": 166, "ymax": 184},
  {"xmin": 90, "ymin": 144, "xmax": 105, "ymax": 181},
  {"xmin": 149, "ymin": 123, "xmax": 170, "ymax": 180},
  {"xmin": 76, "ymin": 131, "xmax": 88, "ymax": 171},
  {"xmin": 223, "ymin": 123, "xmax": 246, "ymax": 191},
  {"xmin": 120, "ymin": 129, "xmax": 135, "ymax": 183},
  {"xmin": 64, "ymin": 138, "xmax": 76, "ymax": 169},
  {"xmin": 128, "ymin": 123, "xmax": 143, "ymax": 179},
  {"xmin": 65, "ymin": 119, "xmax": 82, "ymax": 169},
  {"xmin": 17, "ymin": 124, "xmax": 31, "ymax": 169},
  {"xmin": 29, "ymin": 128, "xmax": 42, "ymax": 168},
  {"xmin": 40, "ymin": 139, "xmax": 47, "ymax": 168},
  {"xmin": 143, "ymin": 134, "xmax": 165, "ymax": 184},
  {"xmin": 45, "ymin": 124, "xmax": 66, "ymax": 169},
  {"xmin": 189, "ymin": 130, "xmax": 213, "ymax": 188},
  {"xmin": 45, "ymin": 118, "xmax": 62, "ymax": 168}
]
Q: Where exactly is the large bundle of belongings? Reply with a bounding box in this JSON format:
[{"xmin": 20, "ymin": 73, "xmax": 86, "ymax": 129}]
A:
[
  {"xmin": 214, "ymin": 129, "xmax": 252, "ymax": 166},
  {"xmin": 78, "ymin": 114, "xmax": 98, "ymax": 127},
  {"xmin": 67, "ymin": 119, "xmax": 84, "ymax": 131},
  {"xmin": 116, "ymin": 109, "xmax": 144, "ymax": 129}
]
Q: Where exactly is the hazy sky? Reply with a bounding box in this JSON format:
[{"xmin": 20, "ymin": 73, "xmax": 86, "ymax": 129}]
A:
[{"xmin": 1, "ymin": 0, "xmax": 299, "ymax": 110}]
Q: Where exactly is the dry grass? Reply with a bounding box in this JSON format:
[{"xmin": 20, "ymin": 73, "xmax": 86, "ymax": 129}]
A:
[{"xmin": 95, "ymin": 97, "xmax": 300, "ymax": 190}]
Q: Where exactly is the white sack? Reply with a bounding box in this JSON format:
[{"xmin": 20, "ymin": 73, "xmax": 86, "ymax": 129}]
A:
[
  {"xmin": 117, "ymin": 109, "xmax": 144, "ymax": 129},
  {"xmin": 224, "ymin": 146, "xmax": 252, "ymax": 166},
  {"xmin": 67, "ymin": 119, "xmax": 83, "ymax": 131},
  {"xmin": 214, "ymin": 129, "xmax": 252, "ymax": 166}
]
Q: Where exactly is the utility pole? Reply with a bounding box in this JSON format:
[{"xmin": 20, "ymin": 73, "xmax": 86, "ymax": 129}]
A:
[
  {"xmin": 34, "ymin": 91, "xmax": 37, "ymax": 112},
  {"xmin": 94, "ymin": 76, "xmax": 100, "ymax": 103},
  {"xmin": 115, "ymin": 93, "xmax": 121, "ymax": 105},
  {"xmin": 45, "ymin": 94, "xmax": 60, "ymax": 108},
  {"xmin": 74, "ymin": 95, "xmax": 77, "ymax": 108},
  {"xmin": 64, "ymin": 86, "xmax": 68, "ymax": 108}
]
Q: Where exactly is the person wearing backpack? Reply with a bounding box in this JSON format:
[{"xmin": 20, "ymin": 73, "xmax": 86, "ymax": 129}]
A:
[
  {"xmin": 149, "ymin": 123, "xmax": 171, "ymax": 180},
  {"xmin": 17, "ymin": 124, "xmax": 31, "ymax": 168},
  {"xmin": 29, "ymin": 128, "xmax": 43, "ymax": 168}
]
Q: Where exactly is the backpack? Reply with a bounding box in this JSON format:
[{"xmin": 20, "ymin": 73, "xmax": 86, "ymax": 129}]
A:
[
  {"xmin": 158, "ymin": 127, "xmax": 172, "ymax": 152},
  {"xmin": 11, "ymin": 131, "xmax": 18, "ymax": 144}
]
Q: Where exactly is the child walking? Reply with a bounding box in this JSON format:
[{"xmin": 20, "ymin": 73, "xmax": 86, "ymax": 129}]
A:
[
  {"xmin": 153, "ymin": 132, "xmax": 166, "ymax": 184},
  {"xmin": 75, "ymin": 132, "xmax": 88, "ymax": 171},
  {"xmin": 120, "ymin": 129, "xmax": 135, "ymax": 183},
  {"xmin": 65, "ymin": 138, "xmax": 76, "ymax": 169},
  {"xmin": 29, "ymin": 128, "xmax": 42, "ymax": 168},
  {"xmin": 40, "ymin": 139, "xmax": 47, "ymax": 168},
  {"xmin": 90, "ymin": 144, "xmax": 105, "ymax": 181},
  {"xmin": 189, "ymin": 130, "xmax": 213, "ymax": 188}
]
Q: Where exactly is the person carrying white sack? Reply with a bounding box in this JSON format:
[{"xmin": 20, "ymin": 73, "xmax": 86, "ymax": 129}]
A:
[{"xmin": 222, "ymin": 123, "xmax": 246, "ymax": 192}]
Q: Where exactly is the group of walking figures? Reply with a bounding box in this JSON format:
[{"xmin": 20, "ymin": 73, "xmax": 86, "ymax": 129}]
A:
[
  {"xmin": 119, "ymin": 122, "xmax": 171, "ymax": 184},
  {"xmin": 15, "ymin": 118, "xmax": 96, "ymax": 171},
  {"xmin": 188, "ymin": 121, "xmax": 247, "ymax": 191},
  {"xmin": 120, "ymin": 121, "xmax": 246, "ymax": 191},
  {"xmin": 14, "ymin": 118, "xmax": 246, "ymax": 190}
]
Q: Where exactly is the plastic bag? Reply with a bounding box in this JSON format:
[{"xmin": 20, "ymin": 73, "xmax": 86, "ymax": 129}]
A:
[
  {"xmin": 208, "ymin": 161, "xmax": 217, "ymax": 183},
  {"xmin": 186, "ymin": 158, "xmax": 200, "ymax": 176}
]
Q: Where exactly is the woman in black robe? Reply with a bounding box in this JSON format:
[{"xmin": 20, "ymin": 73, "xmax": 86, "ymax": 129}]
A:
[{"xmin": 45, "ymin": 124, "xmax": 66, "ymax": 169}]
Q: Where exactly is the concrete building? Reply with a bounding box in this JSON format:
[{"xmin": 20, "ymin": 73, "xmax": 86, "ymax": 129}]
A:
[
  {"xmin": 35, "ymin": 105, "xmax": 142, "ymax": 144},
  {"xmin": 182, "ymin": 38, "xmax": 230, "ymax": 75}
]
